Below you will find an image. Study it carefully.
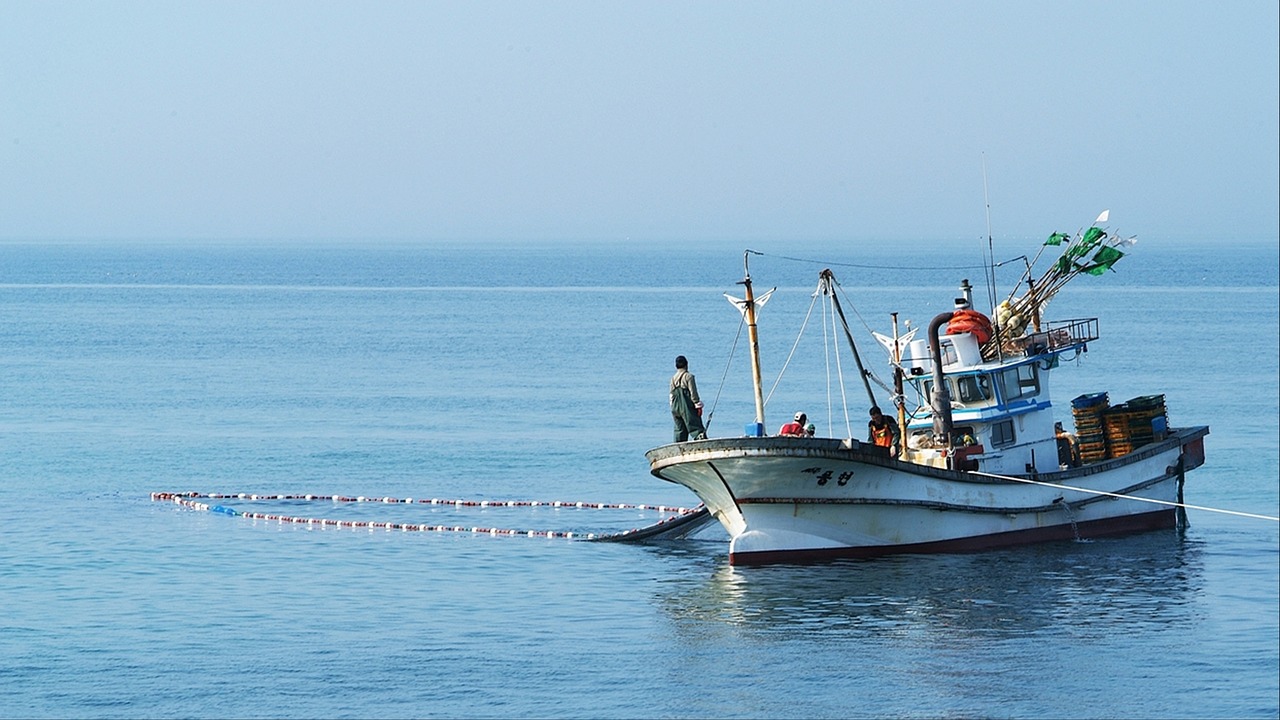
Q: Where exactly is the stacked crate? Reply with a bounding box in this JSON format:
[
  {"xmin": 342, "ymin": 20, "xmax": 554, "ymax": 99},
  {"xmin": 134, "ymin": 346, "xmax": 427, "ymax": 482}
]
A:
[
  {"xmin": 1102, "ymin": 394, "xmax": 1169, "ymax": 459},
  {"xmin": 1071, "ymin": 392, "xmax": 1110, "ymax": 463}
]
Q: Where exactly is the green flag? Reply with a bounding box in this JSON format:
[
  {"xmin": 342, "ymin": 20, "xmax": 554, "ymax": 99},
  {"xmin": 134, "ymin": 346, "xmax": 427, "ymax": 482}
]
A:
[
  {"xmin": 1082, "ymin": 245, "xmax": 1125, "ymax": 275},
  {"xmin": 1066, "ymin": 226, "xmax": 1107, "ymax": 260},
  {"xmin": 1045, "ymin": 232, "xmax": 1070, "ymax": 246}
]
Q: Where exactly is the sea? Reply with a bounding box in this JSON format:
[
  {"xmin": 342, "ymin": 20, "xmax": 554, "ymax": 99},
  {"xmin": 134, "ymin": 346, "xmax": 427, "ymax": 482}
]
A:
[{"xmin": 1, "ymin": 236, "xmax": 1276, "ymax": 719}]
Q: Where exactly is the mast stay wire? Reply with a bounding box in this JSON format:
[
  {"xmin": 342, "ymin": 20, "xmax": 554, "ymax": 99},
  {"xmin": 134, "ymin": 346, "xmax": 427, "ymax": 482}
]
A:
[
  {"xmin": 761, "ymin": 275, "xmax": 869, "ymax": 440},
  {"xmin": 824, "ymin": 273, "xmax": 898, "ymax": 396},
  {"xmin": 820, "ymin": 288, "xmax": 846, "ymax": 439},
  {"xmin": 826, "ymin": 289, "xmax": 855, "ymax": 439},
  {"xmin": 753, "ymin": 269, "xmax": 900, "ymax": 438},
  {"xmin": 748, "ymin": 250, "xmax": 1016, "ymax": 272},
  {"xmin": 822, "ymin": 288, "xmax": 833, "ymax": 437},
  {"xmin": 823, "ymin": 272, "xmax": 878, "ymax": 410},
  {"xmin": 703, "ymin": 312, "xmax": 747, "ymax": 432},
  {"xmin": 743, "ymin": 249, "xmax": 1022, "ymax": 437},
  {"xmin": 763, "ymin": 285, "xmax": 822, "ymax": 410}
]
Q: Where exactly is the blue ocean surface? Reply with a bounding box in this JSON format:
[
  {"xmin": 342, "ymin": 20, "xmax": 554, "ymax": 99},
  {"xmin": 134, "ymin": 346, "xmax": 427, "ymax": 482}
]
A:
[{"xmin": 1, "ymin": 237, "xmax": 1276, "ymax": 719}]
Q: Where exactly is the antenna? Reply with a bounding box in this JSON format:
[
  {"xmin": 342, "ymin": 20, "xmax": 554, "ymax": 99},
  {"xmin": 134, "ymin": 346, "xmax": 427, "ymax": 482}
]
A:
[
  {"xmin": 981, "ymin": 154, "xmax": 998, "ymax": 315},
  {"xmin": 981, "ymin": 154, "xmax": 1005, "ymax": 363}
]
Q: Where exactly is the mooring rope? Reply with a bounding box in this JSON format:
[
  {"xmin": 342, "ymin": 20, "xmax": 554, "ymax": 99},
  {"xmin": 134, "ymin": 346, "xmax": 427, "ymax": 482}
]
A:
[
  {"xmin": 151, "ymin": 492, "xmax": 704, "ymax": 540},
  {"xmin": 970, "ymin": 472, "xmax": 1280, "ymax": 522}
]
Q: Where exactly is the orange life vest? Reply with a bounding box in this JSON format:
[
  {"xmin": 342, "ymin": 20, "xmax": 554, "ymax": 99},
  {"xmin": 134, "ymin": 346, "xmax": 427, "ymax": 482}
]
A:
[{"xmin": 871, "ymin": 422, "xmax": 894, "ymax": 447}]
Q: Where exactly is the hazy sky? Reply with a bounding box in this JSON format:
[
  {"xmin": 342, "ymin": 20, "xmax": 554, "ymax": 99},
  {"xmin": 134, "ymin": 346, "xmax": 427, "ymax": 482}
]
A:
[{"xmin": 2, "ymin": 1, "xmax": 1276, "ymax": 243}]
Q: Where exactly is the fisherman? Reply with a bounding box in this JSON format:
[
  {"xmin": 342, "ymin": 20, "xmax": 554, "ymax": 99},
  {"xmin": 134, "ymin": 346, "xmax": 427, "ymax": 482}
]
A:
[
  {"xmin": 670, "ymin": 355, "xmax": 706, "ymax": 442},
  {"xmin": 778, "ymin": 412, "xmax": 807, "ymax": 437},
  {"xmin": 1055, "ymin": 421, "xmax": 1080, "ymax": 468},
  {"xmin": 868, "ymin": 406, "xmax": 901, "ymax": 457}
]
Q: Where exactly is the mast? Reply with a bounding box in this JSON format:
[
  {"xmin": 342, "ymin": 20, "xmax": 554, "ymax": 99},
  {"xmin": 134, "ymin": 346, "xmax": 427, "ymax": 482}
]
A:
[{"xmin": 741, "ymin": 253, "xmax": 767, "ymax": 433}]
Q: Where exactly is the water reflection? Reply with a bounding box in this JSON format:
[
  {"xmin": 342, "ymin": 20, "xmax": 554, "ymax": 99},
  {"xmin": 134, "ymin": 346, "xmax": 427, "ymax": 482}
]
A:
[{"xmin": 655, "ymin": 532, "xmax": 1206, "ymax": 641}]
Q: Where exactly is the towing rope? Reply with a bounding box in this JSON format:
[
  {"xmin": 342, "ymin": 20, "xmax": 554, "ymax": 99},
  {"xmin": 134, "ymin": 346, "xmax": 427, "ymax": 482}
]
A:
[
  {"xmin": 150, "ymin": 492, "xmax": 704, "ymax": 540},
  {"xmin": 970, "ymin": 471, "xmax": 1280, "ymax": 522}
]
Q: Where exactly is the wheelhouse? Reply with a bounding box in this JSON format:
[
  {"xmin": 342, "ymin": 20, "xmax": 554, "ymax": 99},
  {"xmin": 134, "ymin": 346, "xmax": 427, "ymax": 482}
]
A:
[{"xmin": 901, "ymin": 318, "xmax": 1099, "ymax": 474}]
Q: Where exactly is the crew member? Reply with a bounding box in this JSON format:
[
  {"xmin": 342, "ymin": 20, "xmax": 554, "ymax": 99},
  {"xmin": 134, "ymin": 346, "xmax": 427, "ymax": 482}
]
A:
[
  {"xmin": 1055, "ymin": 421, "xmax": 1080, "ymax": 467},
  {"xmin": 868, "ymin": 406, "xmax": 901, "ymax": 457},
  {"xmin": 670, "ymin": 355, "xmax": 706, "ymax": 442},
  {"xmin": 779, "ymin": 412, "xmax": 807, "ymax": 437}
]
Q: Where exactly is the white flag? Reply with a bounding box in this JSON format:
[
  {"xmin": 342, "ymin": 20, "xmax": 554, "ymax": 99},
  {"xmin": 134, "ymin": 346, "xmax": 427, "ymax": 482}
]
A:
[{"xmin": 1095, "ymin": 209, "xmax": 1110, "ymax": 224}]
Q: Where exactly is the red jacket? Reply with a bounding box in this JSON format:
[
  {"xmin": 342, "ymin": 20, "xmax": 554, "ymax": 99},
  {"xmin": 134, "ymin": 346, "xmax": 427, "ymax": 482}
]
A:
[{"xmin": 778, "ymin": 422, "xmax": 806, "ymax": 437}]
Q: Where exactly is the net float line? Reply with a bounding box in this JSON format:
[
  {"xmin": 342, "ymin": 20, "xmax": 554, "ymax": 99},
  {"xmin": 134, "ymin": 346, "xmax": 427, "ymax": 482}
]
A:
[
  {"xmin": 150, "ymin": 491, "xmax": 705, "ymax": 541},
  {"xmin": 152, "ymin": 491, "xmax": 693, "ymax": 513}
]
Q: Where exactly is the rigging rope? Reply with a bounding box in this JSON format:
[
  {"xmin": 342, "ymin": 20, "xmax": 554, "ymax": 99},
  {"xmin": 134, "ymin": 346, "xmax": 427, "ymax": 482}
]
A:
[
  {"xmin": 823, "ymin": 271, "xmax": 877, "ymax": 408},
  {"xmin": 704, "ymin": 314, "xmax": 747, "ymax": 431},
  {"xmin": 757, "ymin": 272, "xmax": 891, "ymax": 439},
  {"xmin": 763, "ymin": 286, "xmax": 821, "ymax": 409},
  {"xmin": 826, "ymin": 288, "xmax": 854, "ymax": 438},
  {"xmin": 746, "ymin": 248, "xmax": 1023, "ymax": 272},
  {"xmin": 969, "ymin": 473, "xmax": 1280, "ymax": 522}
]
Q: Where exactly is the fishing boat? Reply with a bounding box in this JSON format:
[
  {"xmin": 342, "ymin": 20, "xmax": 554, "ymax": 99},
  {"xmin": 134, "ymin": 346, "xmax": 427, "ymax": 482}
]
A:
[{"xmin": 645, "ymin": 215, "xmax": 1209, "ymax": 565}]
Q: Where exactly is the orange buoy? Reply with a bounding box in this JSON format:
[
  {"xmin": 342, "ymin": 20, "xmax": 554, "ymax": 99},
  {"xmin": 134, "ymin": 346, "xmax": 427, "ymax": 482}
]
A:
[{"xmin": 946, "ymin": 309, "xmax": 994, "ymax": 344}]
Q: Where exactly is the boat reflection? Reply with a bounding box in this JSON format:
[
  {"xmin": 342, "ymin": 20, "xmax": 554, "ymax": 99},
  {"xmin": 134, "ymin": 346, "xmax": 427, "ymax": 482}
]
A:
[{"xmin": 653, "ymin": 532, "xmax": 1205, "ymax": 640}]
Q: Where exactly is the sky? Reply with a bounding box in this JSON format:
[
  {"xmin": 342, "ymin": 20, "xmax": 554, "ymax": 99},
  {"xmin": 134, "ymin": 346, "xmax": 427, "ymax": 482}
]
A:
[{"xmin": 2, "ymin": 1, "xmax": 1277, "ymax": 243}]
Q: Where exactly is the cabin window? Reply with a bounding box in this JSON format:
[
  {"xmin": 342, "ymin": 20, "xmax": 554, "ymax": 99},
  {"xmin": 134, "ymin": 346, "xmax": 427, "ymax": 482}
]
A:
[
  {"xmin": 920, "ymin": 376, "xmax": 992, "ymax": 406},
  {"xmin": 955, "ymin": 374, "xmax": 993, "ymax": 404},
  {"xmin": 953, "ymin": 425, "xmax": 978, "ymax": 446},
  {"xmin": 991, "ymin": 419, "xmax": 1016, "ymax": 447},
  {"xmin": 998, "ymin": 364, "xmax": 1040, "ymax": 402}
]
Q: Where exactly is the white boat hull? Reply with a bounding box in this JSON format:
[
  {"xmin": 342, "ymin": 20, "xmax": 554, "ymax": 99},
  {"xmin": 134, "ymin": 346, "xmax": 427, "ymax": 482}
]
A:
[{"xmin": 646, "ymin": 427, "xmax": 1208, "ymax": 565}]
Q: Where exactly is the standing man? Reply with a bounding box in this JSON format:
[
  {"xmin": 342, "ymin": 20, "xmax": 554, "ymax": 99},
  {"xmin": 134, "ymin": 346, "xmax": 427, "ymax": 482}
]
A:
[
  {"xmin": 670, "ymin": 355, "xmax": 706, "ymax": 442},
  {"xmin": 868, "ymin": 406, "xmax": 901, "ymax": 457}
]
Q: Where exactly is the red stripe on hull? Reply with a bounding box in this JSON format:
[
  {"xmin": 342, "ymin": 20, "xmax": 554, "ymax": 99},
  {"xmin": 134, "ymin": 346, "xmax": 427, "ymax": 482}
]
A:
[{"xmin": 728, "ymin": 509, "xmax": 1177, "ymax": 566}]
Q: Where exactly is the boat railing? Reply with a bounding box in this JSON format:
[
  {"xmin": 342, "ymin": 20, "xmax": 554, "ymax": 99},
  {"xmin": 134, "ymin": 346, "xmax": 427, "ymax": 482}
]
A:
[{"xmin": 1012, "ymin": 317, "xmax": 1099, "ymax": 356}]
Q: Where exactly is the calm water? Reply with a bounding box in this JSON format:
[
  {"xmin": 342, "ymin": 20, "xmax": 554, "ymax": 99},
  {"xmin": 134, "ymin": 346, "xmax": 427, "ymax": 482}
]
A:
[{"xmin": 1, "ymin": 238, "xmax": 1276, "ymax": 718}]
